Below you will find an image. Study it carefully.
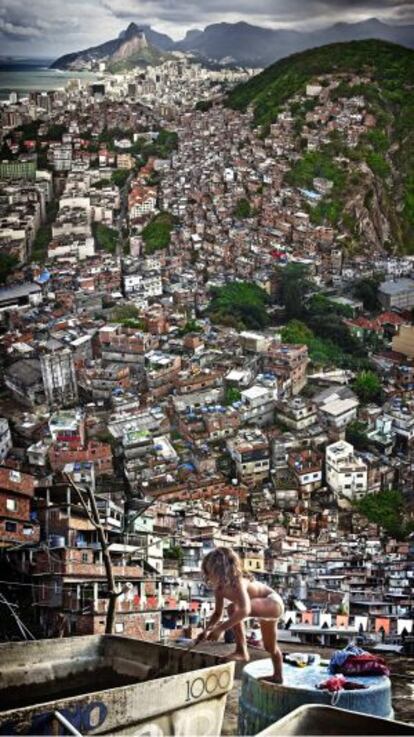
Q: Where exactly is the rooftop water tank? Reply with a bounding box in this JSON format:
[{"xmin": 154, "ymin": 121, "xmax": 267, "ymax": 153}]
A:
[{"xmin": 238, "ymin": 658, "xmax": 392, "ymax": 735}]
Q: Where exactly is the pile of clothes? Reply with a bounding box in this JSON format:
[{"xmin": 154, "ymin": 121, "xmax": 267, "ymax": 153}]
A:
[{"xmin": 329, "ymin": 645, "xmax": 390, "ymax": 677}]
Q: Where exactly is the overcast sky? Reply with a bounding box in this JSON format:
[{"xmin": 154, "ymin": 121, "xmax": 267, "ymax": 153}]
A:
[{"xmin": 1, "ymin": 0, "xmax": 413, "ymax": 57}]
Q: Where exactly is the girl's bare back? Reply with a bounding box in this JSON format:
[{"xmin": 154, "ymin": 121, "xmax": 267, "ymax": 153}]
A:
[{"xmin": 221, "ymin": 577, "xmax": 273, "ymax": 603}]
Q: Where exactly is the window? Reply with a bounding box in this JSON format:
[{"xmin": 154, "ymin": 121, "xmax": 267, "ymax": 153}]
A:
[
  {"xmin": 115, "ymin": 622, "xmax": 124, "ymax": 633},
  {"xmin": 145, "ymin": 621, "xmax": 155, "ymax": 632},
  {"xmin": 82, "ymin": 553, "xmax": 89, "ymax": 563},
  {"xmin": 5, "ymin": 521, "xmax": 17, "ymax": 532},
  {"xmin": 6, "ymin": 498, "xmax": 17, "ymax": 512}
]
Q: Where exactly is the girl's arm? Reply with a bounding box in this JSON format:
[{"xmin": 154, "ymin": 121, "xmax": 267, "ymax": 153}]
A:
[
  {"xmin": 206, "ymin": 588, "xmax": 224, "ymax": 629},
  {"xmin": 210, "ymin": 579, "xmax": 251, "ymax": 635},
  {"xmin": 197, "ymin": 589, "xmax": 224, "ymax": 641}
]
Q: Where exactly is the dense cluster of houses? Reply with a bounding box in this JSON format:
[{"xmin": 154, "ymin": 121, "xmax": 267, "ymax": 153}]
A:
[{"xmin": 0, "ymin": 62, "xmax": 412, "ymax": 649}]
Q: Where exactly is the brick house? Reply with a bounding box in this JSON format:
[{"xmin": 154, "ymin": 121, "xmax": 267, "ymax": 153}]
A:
[
  {"xmin": 31, "ymin": 483, "xmax": 162, "ymax": 639},
  {"xmin": 0, "ymin": 466, "xmax": 40, "ymax": 546}
]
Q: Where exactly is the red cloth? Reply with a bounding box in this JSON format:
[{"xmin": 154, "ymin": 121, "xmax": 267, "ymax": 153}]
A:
[
  {"xmin": 317, "ymin": 675, "xmax": 367, "ymax": 692},
  {"xmin": 342, "ymin": 654, "xmax": 390, "ymax": 677}
]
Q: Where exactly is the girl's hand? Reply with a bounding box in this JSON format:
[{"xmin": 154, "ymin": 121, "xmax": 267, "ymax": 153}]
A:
[
  {"xmin": 195, "ymin": 629, "xmax": 209, "ymax": 643},
  {"xmin": 207, "ymin": 626, "xmax": 222, "ymax": 641}
]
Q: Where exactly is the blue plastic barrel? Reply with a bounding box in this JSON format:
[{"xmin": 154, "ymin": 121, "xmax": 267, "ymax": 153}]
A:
[{"xmin": 238, "ymin": 659, "xmax": 393, "ymax": 735}]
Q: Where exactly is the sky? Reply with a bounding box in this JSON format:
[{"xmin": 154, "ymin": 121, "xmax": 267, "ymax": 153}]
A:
[{"xmin": 0, "ymin": 0, "xmax": 413, "ymax": 58}]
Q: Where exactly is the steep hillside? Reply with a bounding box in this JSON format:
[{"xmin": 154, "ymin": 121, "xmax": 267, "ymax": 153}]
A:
[
  {"xmin": 226, "ymin": 40, "xmax": 414, "ymax": 253},
  {"xmin": 51, "ymin": 23, "xmax": 168, "ymax": 71}
]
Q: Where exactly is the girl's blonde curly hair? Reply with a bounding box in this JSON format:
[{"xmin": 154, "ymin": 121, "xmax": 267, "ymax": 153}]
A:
[{"xmin": 202, "ymin": 547, "xmax": 250, "ymax": 588}]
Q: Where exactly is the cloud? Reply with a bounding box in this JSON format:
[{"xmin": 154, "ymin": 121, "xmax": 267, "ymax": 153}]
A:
[
  {"xmin": 0, "ymin": 0, "xmax": 122, "ymax": 54},
  {"xmin": 0, "ymin": 0, "xmax": 412, "ymax": 55},
  {"xmin": 100, "ymin": 0, "xmax": 414, "ymax": 32}
]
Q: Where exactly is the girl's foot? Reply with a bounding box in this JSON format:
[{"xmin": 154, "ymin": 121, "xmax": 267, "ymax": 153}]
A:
[
  {"xmin": 227, "ymin": 649, "xmax": 250, "ymax": 662},
  {"xmin": 259, "ymin": 675, "xmax": 283, "ymax": 685}
]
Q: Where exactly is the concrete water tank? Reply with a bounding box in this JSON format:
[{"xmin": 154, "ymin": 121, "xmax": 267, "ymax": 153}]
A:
[
  {"xmin": 238, "ymin": 659, "xmax": 393, "ymax": 735},
  {"xmin": 255, "ymin": 705, "xmax": 414, "ymax": 736}
]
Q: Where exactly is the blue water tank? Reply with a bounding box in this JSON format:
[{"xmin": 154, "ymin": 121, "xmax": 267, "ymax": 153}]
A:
[{"xmin": 238, "ymin": 659, "xmax": 393, "ymax": 735}]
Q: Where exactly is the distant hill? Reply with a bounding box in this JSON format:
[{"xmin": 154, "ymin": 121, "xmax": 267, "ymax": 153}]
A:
[
  {"xmin": 51, "ymin": 18, "xmax": 414, "ymax": 71},
  {"xmin": 51, "ymin": 23, "xmax": 169, "ymax": 71},
  {"xmin": 226, "ymin": 39, "xmax": 414, "ymax": 253},
  {"xmin": 175, "ymin": 18, "xmax": 414, "ymax": 66}
]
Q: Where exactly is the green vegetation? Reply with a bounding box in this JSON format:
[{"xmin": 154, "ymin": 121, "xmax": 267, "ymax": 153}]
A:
[
  {"xmin": 226, "ymin": 40, "xmax": 414, "ymax": 128},
  {"xmin": 226, "ymin": 40, "xmax": 414, "ymax": 250},
  {"xmin": 142, "ymin": 212, "xmax": 177, "ymax": 254},
  {"xmin": 209, "ymin": 281, "xmax": 269, "ymax": 330},
  {"xmin": 179, "ymin": 319, "xmax": 202, "ymax": 335},
  {"xmin": 346, "ymin": 420, "xmax": 371, "ymax": 451},
  {"xmin": 111, "ymin": 169, "xmax": 130, "ymax": 188},
  {"xmin": 353, "ymin": 275, "xmax": 382, "ymax": 312},
  {"xmin": 0, "ymin": 253, "xmax": 19, "ymax": 283},
  {"xmin": 31, "ymin": 200, "xmax": 59, "ymax": 263},
  {"xmin": 195, "ymin": 100, "xmax": 213, "ymax": 112},
  {"xmin": 164, "ymin": 545, "xmax": 184, "ymax": 562},
  {"xmin": 353, "ymin": 370, "xmax": 383, "ymax": 404},
  {"xmin": 92, "ymin": 179, "xmax": 111, "ymax": 190},
  {"xmin": 357, "ymin": 490, "xmax": 414, "ymax": 540},
  {"xmin": 132, "ymin": 129, "xmax": 178, "ymax": 163},
  {"xmin": 234, "ymin": 198, "xmax": 252, "ymax": 218},
  {"xmin": 287, "ymin": 149, "xmax": 346, "ymax": 191},
  {"xmin": 276, "ymin": 263, "xmax": 313, "ymax": 320},
  {"xmin": 110, "ymin": 304, "xmax": 145, "ymax": 328},
  {"xmin": 286, "ymin": 146, "xmax": 348, "ymax": 227},
  {"xmin": 281, "ymin": 319, "xmax": 342, "ymax": 366},
  {"xmin": 307, "ymin": 293, "xmax": 354, "ymax": 319},
  {"xmin": 277, "ymin": 264, "xmax": 368, "ymax": 366},
  {"xmin": 224, "ymin": 387, "xmax": 242, "ymax": 405},
  {"xmin": 93, "ymin": 223, "xmax": 119, "ymax": 254}
]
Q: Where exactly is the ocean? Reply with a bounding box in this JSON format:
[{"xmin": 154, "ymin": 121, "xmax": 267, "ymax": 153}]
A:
[{"xmin": 0, "ymin": 61, "xmax": 100, "ymax": 101}]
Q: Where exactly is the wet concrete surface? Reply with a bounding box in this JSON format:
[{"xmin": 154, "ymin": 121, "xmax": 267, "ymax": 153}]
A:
[{"xmin": 182, "ymin": 642, "xmax": 414, "ymax": 734}]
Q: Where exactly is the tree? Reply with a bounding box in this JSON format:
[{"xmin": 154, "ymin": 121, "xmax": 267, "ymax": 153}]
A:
[
  {"xmin": 346, "ymin": 420, "xmax": 371, "ymax": 451},
  {"xmin": 353, "ymin": 370, "xmax": 383, "ymax": 404},
  {"xmin": 357, "ymin": 490, "xmax": 413, "ymax": 540},
  {"xmin": 234, "ymin": 198, "xmax": 251, "ymax": 219},
  {"xmin": 281, "ymin": 320, "xmax": 313, "ymax": 345},
  {"xmin": 353, "ymin": 275, "xmax": 382, "ymax": 312},
  {"xmin": 224, "ymin": 387, "xmax": 241, "ymax": 405},
  {"xmin": 0, "ymin": 254, "xmax": 19, "ymax": 283},
  {"xmin": 209, "ymin": 281, "xmax": 269, "ymax": 330},
  {"xmin": 111, "ymin": 169, "xmax": 130, "ymax": 188},
  {"xmin": 277, "ymin": 263, "xmax": 312, "ymax": 320},
  {"xmin": 142, "ymin": 212, "xmax": 176, "ymax": 254},
  {"xmin": 164, "ymin": 545, "xmax": 184, "ymax": 562},
  {"xmin": 111, "ymin": 304, "xmax": 142, "ymax": 324},
  {"xmin": 93, "ymin": 223, "xmax": 119, "ymax": 254}
]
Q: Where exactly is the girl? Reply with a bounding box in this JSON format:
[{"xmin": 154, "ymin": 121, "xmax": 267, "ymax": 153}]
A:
[{"xmin": 199, "ymin": 547, "xmax": 284, "ymax": 683}]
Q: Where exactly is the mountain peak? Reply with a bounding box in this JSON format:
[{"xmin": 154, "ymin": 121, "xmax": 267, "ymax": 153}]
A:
[{"xmin": 124, "ymin": 22, "xmax": 146, "ymax": 40}]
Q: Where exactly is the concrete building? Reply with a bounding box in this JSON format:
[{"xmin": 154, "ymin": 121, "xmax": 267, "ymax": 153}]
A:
[
  {"xmin": 239, "ymin": 384, "xmax": 275, "ymax": 426},
  {"xmin": 4, "ymin": 359, "xmax": 44, "ymax": 407},
  {"xmin": 227, "ymin": 429, "xmax": 270, "ymax": 485},
  {"xmin": 378, "ymin": 278, "xmax": 414, "ymax": 310},
  {"xmin": 392, "ymin": 324, "xmax": 414, "ymax": 358},
  {"xmin": 40, "ymin": 349, "xmax": 78, "ymax": 408},
  {"xmin": 0, "ymin": 419, "xmax": 12, "ymax": 462},
  {"xmin": 276, "ymin": 397, "xmax": 317, "ymax": 431},
  {"xmin": 325, "ymin": 441, "xmax": 368, "ymax": 501}
]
